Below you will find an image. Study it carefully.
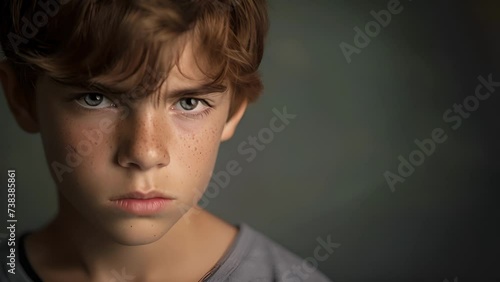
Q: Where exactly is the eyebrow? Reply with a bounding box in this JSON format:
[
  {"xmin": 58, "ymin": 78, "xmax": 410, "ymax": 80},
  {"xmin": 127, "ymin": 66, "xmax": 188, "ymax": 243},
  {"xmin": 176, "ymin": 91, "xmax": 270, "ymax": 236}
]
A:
[
  {"xmin": 59, "ymin": 79, "xmax": 228, "ymax": 99},
  {"xmin": 168, "ymin": 83, "xmax": 228, "ymax": 99}
]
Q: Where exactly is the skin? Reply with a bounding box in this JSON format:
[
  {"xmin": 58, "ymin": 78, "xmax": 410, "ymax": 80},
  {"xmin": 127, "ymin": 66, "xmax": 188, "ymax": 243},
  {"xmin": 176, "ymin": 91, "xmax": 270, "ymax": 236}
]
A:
[{"xmin": 0, "ymin": 38, "xmax": 247, "ymax": 282}]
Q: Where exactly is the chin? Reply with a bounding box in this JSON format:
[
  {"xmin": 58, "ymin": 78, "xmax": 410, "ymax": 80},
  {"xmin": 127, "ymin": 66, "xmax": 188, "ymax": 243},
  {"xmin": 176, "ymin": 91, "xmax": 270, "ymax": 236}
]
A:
[{"xmin": 102, "ymin": 216, "xmax": 178, "ymax": 246}]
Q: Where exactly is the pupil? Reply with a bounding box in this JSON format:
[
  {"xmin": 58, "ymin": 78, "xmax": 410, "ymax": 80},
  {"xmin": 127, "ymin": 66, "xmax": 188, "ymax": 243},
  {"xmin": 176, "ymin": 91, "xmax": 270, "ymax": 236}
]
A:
[{"xmin": 181, "ymin": 98, "xmax": 198, "ymax": 110}]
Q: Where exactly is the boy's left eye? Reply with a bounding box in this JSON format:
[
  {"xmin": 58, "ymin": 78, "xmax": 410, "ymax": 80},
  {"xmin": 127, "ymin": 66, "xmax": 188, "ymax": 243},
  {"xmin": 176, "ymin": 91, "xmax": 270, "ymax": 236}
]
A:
[
  {"xmin": 174, "ymin": 98, "xmax": 210, "ymax": 113},
  {"xmin": 76, "ymin": 93, "xmax": 115, "ymax": 109}
]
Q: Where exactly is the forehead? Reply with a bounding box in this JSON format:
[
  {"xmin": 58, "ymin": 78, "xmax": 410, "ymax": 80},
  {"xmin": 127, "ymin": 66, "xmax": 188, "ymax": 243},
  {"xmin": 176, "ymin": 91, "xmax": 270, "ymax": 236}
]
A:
[
  {"xmin": 37, "ymin": 33, "xmax": 221, "ymax": 95},
  {"xmin": 166, "ymin": 36, "xmax": 213, "ymax": 88}
]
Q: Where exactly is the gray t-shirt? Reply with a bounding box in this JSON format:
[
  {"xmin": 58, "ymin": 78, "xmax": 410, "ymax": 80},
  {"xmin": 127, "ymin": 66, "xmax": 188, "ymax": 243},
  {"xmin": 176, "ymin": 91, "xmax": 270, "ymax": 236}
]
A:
[{"xmin": 1, "ymin": 223, "xmax": 332, "ymax": 281}]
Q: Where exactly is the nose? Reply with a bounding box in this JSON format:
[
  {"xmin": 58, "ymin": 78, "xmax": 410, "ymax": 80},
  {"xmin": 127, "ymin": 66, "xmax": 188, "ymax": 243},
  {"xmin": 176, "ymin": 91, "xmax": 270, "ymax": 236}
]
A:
[{"xmin": 116, "ymin": 107, "xmax": 170, "ymax": 170}]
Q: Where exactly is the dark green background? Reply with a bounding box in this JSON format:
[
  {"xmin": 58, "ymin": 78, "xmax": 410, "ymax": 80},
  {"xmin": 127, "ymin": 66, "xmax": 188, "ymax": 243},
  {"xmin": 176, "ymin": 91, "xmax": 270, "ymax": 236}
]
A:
[{"xmin": 1, "ymin": 0, "xmax": 499, "ymax": 281}]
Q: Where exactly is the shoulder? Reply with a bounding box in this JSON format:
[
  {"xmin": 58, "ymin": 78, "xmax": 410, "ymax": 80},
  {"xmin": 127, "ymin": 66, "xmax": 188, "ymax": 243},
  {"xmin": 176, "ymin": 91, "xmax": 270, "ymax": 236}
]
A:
[{"xmin": 208, "ymin": 223, "xmax": 332, "ymax": 282}]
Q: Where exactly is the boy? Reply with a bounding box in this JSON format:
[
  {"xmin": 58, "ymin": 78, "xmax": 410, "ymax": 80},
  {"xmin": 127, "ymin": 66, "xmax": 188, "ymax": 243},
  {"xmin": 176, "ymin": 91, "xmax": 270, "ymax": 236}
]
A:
[{"xmin": 0, "ymin": 0, "xmax": 332, "ymax": 281}]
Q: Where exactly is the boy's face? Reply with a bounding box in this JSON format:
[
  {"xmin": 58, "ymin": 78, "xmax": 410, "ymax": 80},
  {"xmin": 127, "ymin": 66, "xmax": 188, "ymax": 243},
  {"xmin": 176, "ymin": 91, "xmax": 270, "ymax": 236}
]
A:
[{"xmin": 10, "ymin": 39, "xmax": 245, "ymax": 245}]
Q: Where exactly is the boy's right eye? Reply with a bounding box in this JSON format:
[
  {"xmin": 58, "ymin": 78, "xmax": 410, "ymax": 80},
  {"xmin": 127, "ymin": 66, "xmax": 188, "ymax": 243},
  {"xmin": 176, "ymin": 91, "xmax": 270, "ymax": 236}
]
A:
[{"xmin": 75, "ymin": 93, "xmax": 116, "ymax": 109}]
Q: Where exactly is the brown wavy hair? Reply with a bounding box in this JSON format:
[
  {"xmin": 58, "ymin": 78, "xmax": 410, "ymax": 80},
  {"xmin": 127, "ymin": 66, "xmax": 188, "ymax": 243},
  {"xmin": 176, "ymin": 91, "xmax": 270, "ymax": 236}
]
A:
[{"xmin": 0, "ymin": 0, "xmax": 269, "ymax": 118}]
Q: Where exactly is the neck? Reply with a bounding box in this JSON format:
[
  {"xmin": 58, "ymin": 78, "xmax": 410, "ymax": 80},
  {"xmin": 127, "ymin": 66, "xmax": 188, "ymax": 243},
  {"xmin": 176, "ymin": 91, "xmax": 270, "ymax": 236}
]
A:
[{"xmin": 28, "ymin": 193, "xmax": 233, "ymax": 281}]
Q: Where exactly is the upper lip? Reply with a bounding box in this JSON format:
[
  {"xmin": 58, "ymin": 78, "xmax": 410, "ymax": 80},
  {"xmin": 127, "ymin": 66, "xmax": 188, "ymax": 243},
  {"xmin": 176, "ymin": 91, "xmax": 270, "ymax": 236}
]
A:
[{"xmin": 111, "ymin": 191, "xmax": 176, "ymax": 200}]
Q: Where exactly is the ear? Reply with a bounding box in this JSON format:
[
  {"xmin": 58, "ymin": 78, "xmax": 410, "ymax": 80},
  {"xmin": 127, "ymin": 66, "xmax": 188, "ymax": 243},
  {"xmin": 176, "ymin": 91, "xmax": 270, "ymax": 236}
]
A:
[
  {"xmin": 221, "ymin": 98, "xmax": 247, "ymax": 142},
  {"xmin": 0, "ymin": 60, "xmax": 39, "ymax": 133}
]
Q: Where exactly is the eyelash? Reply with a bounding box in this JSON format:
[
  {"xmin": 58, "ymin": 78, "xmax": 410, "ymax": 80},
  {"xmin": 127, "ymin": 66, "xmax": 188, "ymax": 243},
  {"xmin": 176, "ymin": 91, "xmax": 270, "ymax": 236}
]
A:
[{"xmin": 73, "ymin": 93, "xmax": 214, "ymax": 119}]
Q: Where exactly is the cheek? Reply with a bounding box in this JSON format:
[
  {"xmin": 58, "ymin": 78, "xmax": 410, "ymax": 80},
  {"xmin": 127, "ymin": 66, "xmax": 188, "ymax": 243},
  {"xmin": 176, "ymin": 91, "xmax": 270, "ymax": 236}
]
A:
[
  {"xmin": 39, "ymin": 109, "xmax": 115, "ymax": 187},
  {"xmin": 171, "ymin": 115, "xmax": 227, "ymax": 195}
]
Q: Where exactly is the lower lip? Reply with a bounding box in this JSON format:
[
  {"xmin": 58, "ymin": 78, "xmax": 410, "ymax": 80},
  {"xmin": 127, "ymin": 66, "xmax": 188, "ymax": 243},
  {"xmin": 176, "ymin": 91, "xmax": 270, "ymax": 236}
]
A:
[{"xmin": 111, "ymin": 198, "xmax": 172, "ymax": 216}]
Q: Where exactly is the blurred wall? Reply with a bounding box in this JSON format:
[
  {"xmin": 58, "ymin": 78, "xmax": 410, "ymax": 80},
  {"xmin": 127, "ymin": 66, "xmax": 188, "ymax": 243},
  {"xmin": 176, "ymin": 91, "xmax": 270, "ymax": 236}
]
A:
[{"xmin": 1, "ymin": 0, "xmax": 499, "ymax": 281}]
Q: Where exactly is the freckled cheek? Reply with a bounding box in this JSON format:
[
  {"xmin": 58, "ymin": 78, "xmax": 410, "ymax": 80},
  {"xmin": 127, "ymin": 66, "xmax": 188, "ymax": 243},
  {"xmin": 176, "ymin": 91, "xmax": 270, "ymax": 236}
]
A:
[
  {"xmin": 174, "ymin": 119, "xmax": 224, "ymax": 158},
  {"xmin": 172, "ymin": 119, "xmax": 225, "ymax": 185}
]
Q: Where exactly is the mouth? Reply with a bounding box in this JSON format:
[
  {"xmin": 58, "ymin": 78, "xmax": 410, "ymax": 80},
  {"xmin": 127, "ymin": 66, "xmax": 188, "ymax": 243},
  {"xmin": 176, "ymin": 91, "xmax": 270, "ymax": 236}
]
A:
[
  {"xmin": 110, "ymin": 191, "xmax": 176, "ymax": 216},
  {"xmin": 111, "ymin": 191, "xmax": 176, "ymax": 200}
]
